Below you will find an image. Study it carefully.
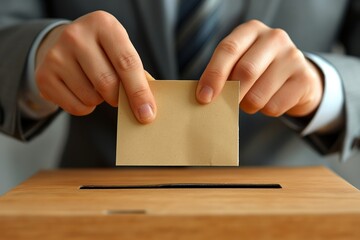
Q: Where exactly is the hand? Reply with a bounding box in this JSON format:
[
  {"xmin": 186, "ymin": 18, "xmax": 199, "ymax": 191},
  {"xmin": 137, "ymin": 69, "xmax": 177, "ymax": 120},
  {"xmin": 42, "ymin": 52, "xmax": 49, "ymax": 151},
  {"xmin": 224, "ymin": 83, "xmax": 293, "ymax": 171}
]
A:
[
  {"xmin": 197, "ymin": 20, "xmax": 323, "ymax": 117},
  {"xmin": 35, "ymin": 11, "xmax": 157, "ymax": 123}
]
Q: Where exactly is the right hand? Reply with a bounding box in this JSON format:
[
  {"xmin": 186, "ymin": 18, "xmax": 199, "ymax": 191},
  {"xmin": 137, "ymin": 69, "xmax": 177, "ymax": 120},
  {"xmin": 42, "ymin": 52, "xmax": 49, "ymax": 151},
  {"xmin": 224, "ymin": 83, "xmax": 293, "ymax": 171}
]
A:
[{"xmin": 35, "ymin": 11, "xmax": 157, "ymax": 123}]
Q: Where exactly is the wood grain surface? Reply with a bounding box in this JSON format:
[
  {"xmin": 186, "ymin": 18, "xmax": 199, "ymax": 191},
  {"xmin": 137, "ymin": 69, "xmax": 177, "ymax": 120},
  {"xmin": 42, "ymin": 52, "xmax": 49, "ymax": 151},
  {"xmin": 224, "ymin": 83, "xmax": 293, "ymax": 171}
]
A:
[{"xmin": 0, "ymin": 166, "xmax": 359, "ymax": 239}]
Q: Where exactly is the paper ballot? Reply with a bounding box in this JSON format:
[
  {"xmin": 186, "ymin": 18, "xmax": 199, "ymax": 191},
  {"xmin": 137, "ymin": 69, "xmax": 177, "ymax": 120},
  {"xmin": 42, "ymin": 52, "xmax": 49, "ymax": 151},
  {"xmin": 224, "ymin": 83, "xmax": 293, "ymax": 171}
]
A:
[{"xmin": 116, "ymin": 80, "xmax": 239, "ymax": 166}]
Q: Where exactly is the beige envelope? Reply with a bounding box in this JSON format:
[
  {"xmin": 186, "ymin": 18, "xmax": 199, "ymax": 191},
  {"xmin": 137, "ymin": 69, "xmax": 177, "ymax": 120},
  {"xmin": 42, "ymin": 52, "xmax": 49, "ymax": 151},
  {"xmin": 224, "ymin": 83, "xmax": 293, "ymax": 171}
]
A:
[{"xmin": 116, "ymin": 80, "xmax": 239, "ymax": 166}]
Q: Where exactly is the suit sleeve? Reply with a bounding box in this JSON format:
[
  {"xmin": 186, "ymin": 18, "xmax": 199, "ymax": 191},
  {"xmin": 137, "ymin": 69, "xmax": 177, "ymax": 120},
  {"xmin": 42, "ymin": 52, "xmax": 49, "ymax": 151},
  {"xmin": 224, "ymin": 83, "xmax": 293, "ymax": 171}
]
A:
[
  {"xmin": 0, "ymin": 0, "xmax": 64, "ymax": 140},
  {"xmin": 306, "ymin": 0, "xmax": 360, "ymax": 162}
]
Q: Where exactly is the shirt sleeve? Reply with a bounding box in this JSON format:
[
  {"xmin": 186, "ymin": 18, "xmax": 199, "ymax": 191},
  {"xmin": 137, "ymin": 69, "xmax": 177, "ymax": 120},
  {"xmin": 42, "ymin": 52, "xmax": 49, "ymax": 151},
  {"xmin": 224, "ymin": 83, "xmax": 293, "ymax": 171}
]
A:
[
  {"xmin": 282, "ymin": 52, "xmax": 345, "ymax": 136},
  {"xmin": 19, "ymin": 20, "xmax": 70, "ymax": 120}
]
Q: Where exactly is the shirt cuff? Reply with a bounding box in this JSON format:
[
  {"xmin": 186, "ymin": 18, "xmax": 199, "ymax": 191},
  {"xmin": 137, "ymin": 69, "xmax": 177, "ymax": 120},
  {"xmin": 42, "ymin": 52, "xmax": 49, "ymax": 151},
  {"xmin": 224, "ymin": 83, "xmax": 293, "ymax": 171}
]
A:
[
  {"xmin": 19, "ymin": 20, "xmax": 70, "ymax": 120},
  {"xmin": 301, "ymin": 53, "xmax": 344, "ymax": 135}
]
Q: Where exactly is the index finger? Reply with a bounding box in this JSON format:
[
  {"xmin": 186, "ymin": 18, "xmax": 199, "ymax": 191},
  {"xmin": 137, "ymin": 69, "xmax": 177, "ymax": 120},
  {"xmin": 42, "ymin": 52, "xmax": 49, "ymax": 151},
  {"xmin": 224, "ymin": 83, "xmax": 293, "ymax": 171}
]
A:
[
  {"xmin": 197, "ymin": 20, "xmax": 265, "ymax": 104},
  {"xmin": 99, "ymin": 21, "xmax": 156, "ymax": 124}
]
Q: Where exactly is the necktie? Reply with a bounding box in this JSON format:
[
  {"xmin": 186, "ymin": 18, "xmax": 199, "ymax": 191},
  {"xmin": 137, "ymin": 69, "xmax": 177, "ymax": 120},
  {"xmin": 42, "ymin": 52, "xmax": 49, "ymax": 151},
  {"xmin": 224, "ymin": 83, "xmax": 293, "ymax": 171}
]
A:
[{"xmin": 176, "ymin": 0, "xmax": 223, "ymax": 79}]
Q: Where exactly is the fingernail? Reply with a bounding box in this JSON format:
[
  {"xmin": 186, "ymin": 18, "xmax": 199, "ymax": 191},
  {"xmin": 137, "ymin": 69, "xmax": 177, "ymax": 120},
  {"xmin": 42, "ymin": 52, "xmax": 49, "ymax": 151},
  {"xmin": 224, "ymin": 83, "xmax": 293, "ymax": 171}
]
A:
[
  {"xmin": 198, "ymin": 85, "xmax": 214, "ymax": 103},
  {"xmin": 138, "ymin": 103, "xmax": 154, "ymax": 121}
]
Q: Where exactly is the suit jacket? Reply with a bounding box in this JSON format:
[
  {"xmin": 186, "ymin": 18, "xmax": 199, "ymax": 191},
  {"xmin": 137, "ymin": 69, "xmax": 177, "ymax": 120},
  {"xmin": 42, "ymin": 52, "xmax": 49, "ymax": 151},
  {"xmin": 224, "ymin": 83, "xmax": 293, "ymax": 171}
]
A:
[{"xmin": 0, "ymin": 0, "xmax": 359, "ymax": 167}]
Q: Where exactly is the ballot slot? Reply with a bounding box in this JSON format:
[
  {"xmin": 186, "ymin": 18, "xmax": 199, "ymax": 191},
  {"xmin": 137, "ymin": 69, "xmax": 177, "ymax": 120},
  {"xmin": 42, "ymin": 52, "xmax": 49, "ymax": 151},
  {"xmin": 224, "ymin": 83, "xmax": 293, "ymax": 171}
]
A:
[
  {"xmin": 104, "ymin": 209, "xmax": 147, "ymax": 215},
  {"xmin": 79, "ymin": 183, "xmax": 282, "ymax": 189}
]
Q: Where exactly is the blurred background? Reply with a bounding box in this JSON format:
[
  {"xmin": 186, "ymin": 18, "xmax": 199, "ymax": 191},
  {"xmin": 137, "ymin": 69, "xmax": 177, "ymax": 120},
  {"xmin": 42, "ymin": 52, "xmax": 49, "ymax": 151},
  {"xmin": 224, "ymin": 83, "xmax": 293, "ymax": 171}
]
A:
[
  {"xmin": 0, "ymin": 112, "xmax": 68, "ymax": 195},
  {"xmin": 0, "ymin": 111, "xmax": 359, "ymax": 195}
]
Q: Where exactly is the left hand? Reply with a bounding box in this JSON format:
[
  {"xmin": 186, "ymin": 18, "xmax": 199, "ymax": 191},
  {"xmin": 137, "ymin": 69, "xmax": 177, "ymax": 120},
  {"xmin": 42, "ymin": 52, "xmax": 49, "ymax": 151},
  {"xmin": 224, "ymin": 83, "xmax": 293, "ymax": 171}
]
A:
[{"xmin": 196, "ymin": 20, "xmax": 323, "ymax": 117}]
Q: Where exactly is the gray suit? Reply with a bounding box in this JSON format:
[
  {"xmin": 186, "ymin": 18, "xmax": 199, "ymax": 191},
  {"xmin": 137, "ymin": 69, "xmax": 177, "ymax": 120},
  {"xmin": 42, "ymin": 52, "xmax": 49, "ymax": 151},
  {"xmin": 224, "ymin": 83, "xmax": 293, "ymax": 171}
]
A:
[{"xmin": 0, "ymin": 0, "xmax": 359, "ymax": 167}]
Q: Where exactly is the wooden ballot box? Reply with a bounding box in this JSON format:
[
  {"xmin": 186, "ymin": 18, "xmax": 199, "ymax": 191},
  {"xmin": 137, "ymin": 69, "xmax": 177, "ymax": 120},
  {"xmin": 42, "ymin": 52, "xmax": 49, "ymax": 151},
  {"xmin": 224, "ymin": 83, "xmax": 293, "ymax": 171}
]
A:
[{"xmin": 0, "ymin": 166, "xmax": 360, "ymax": 239}]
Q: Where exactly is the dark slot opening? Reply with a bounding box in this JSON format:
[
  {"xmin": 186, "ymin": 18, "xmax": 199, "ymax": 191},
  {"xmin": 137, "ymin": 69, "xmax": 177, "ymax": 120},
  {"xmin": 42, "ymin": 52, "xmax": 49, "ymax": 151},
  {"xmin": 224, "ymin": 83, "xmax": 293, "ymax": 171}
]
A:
[
  {"xmin": 105, "ymin": 209, "xmax": 146, "ymax": 215},
  {"xmin": 80, "ymin": 183, "xmax": 282, "ymax": 189}
]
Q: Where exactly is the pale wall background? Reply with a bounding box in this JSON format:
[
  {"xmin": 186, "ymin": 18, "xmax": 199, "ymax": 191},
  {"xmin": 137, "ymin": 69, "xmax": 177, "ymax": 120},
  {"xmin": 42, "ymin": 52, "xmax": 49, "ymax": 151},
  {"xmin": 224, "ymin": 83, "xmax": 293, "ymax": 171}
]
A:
[{"xmin": 0, "ymin": 113, "xmax": 68, "ymax": 195}]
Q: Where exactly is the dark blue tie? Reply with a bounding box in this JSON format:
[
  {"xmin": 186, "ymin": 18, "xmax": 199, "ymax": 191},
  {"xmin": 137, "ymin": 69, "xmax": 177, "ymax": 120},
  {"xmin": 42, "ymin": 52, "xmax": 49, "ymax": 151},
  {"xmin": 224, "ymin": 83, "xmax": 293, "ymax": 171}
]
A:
[{"xmin": 176, "ymin": 0, "xmax": 223, "ymax": 79}]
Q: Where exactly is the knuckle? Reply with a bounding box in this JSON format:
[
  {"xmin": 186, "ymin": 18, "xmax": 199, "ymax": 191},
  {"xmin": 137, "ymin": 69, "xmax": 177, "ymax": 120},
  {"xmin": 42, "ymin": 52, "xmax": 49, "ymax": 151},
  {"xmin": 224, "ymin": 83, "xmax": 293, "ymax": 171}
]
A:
[
  {"xmin": 246, "ymin": 19, "xmax": 266, "ymax": 29},
  {"xmin": 303, "ymin": 91, "xmax": 316, "ymax": 106},
  {"xmin": 115, "ymin": 23, "xmax": 127, "ymax": 36},
  {"xmin": 90, "ymin": 11, "xmax": 124, "ymax": 33},
  {"xmin": 300, "ymin": 69, "xmax": 314, "ymax": 83},
  {"xmin": 243, "ymin": 90, "xmax": 266, "ymax": 111},
  {"xmin": 98, "ymin": 71, "xmax": 118, "ymax": 84},
  {"xmin": 237, "ymin": 60, "xmax": 258, "ymax": 81},
  {"xmin": 94, "ymin": 72, "xmax": 118, "ymax": 93},
  {"xmin": 203, "ymin": 68, "xmax": 226, "ymax": 81},
  {"xmin": 262, "ymin": 102, "xmax": 282, "ymax": 117},
  {"xmin": 90, "ymin": 10, "xmax": 111, "ymax": 19},
  {"xmin": 296, "ymin": 68, "xmax": 314, "ymax": 88},
  {"xmin": 288, "ymin": 48, "xmax": 304, "ymax": 62},
  {"xmin": 116, "ymin": 53, "xmax": 142, "ymax": 72},
  {"xmin": 44, "ymin": 48, "xmax": 63, "ymax": 66},
  {"xmin": 79, "ymin": 91, "xmax": 103, "ymax": 107},
  {"xmin": 269, "ymin": 28, "xmax": 290, "ymax": 44},
  {"xmin": 91, "ymin": 10, "xmax": 116, "ymax": 24},
  {"xmin": 61, "ymin": 24, "xmax": 83, "ymax": 46},
  {"xmin": 218, "ymin": 39, "xmax": 240, "ymax": 56},
  {"xmin": 130, "ymin": 87, "xmax": 149, "ymax": 100}
]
